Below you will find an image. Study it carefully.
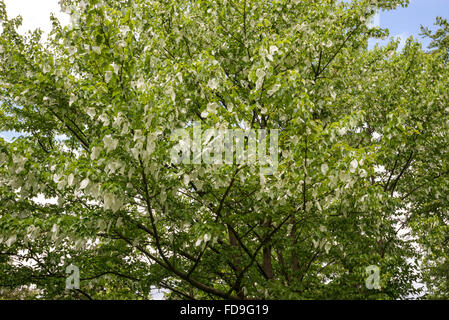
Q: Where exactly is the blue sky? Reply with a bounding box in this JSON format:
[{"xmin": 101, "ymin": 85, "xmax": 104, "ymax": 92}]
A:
[
  {"xmin": 371, "ymin": 0, "xmax": 449, "ymax": 49},
  {"xmin": 1, "ymin": 0, "xmax": 448, "ymax": 142}
]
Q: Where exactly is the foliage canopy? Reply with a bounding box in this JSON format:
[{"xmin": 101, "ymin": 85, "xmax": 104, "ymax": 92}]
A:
[{"xmin": 1, "ymin": 0, "xmax": 449, "ymax": 300}]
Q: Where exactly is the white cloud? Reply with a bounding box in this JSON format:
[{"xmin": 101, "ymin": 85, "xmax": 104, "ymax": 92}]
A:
[{"xmin": 3, "ymin": 0, "xmax": 69, "ymax": 37}]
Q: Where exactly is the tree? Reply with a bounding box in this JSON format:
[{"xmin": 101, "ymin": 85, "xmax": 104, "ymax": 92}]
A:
[
  {"xmin": 421, "ymin": 17, "xmax": 449, "ymax": 62},
  {"xmin": 0, "ymin": 0, "xmax": 447, "ymax": 300},
  {"xmin": 410, "ymin": 17, "xmax": 449, "ymax": 300}
]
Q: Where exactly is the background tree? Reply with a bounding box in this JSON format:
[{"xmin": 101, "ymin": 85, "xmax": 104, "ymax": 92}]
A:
[{"xmin": 0, "ymin": 0, "xmax": 447, "ymax": 300}]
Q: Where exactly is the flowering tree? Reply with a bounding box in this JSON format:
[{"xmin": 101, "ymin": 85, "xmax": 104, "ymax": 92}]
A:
[{"xmin": 0, "ymin": 0, "xmax": 448, "ymax": 300}]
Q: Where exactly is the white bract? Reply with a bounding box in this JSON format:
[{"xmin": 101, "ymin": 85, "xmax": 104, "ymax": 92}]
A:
[
  {"xmin": 91, "ymin": 147, "xmax": 101, "ymax": 160},
  {"xmin": 321, "ymin": 163, "xmax": 329, "ymax": 175},
  {"xmin": 5, "ymin": 235, "xmax": 17, "ymax": 247},
  {"xmin": 103, "ymin": 193, "xmax": 123, "ymax": 213},
  {"xmin": 80, "ymin": 178, "xmax": 90, "ymax": 190},
  {"xmin": 105, "ymin": 71, "xmax": 113, "ymax": 83},
  {"xmin": 67, "ymin": 173, "xmax": 75, "ymax": 187},
  {"xmin": 103, "ymin": 135, "xmax": 118, "ymax": 152},
  {"xmin": 86, "ymin": 108, "xmax": 96, "ymax": 119},
  {"xmin": 350, "ymin": 159, "xmax": 358, "ymax": 173},
  {"xmin": 207, "ymin": 78, "xmax": 219, "ymax": 90},
  {"xmin": 255, "ymin": 69, "xmax": 266, "ymax": 90}
]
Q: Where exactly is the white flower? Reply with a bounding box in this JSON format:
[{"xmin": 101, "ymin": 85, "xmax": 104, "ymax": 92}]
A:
[
  {"xmin": 53, "ymin": 173, "xmax": 62, "ymax": 183},
  {"xmin": 86, "ymin": 108, "xmax": 96, "ymax": 119},
  {"xmin": 51, "ymin": 224, "xmax": 59, "ymax": 234},
  {"xmin": 68, "ymin": 46, "xmax": 77, "ymax": 56},
  {"xmin": 339, "ymin": 171, "xmax": 349, "ymax": 182},
  {"xmin": 160, "ymin": 188, "xmax": 167, "ymax": 203},
  {"xmin": 136, "ymin": 78, "xmax": 145, "ymax": 90},
  {"xmin": 166, "ymin": 86, "xmax": 176, "ymax": 103},
  {"xmin": 79, "ymin": 0, "xmax": 87, "ymax": 10},
  {"xmin": 206, "ymin": 102, "xmax": 218, "ymax": 113},
  {"xmin": 255, "ymin": 69, "xmax": 266, "ymax": 90},
  {"xmin": 103, "ymin": 192, "xmax": 123, "ymax": 212},
  {"xmin": 267, "ymin": 84, "xmax": 281, "ymax": 96},
  {"xmin": 133, "ymin": 130, "xmax": 143, "ymax": 142},
  {"xmin": 27, "ymin": 225, "xmax": 40, "ymax": 241},
  {"xmin": 99, "ymin": 113, "xmax": 109, "ymax": 125},
  {"xmin": 97, "ymin": 219, "xmax": 107, "ymax": 232},
  {"xmin": 111, "ymin": 198, "xmax": 123, "ymax": 213},
  {"xmin": 113, "ymin": 114, "xmax": 123, "ymax": 129},
  {"xmin": 360, "ymin": 169, "xmax": 368, "ymax": 178},
  {"xmin": 203, "ymin": 233, "xmax": 211, "ymax": 242},
  {"xmin": 350, "ymin": 159, "xmax": 358, "ymax": 173},
  {"xmin": 201, "ymin": 110, "xmax": 209, "ymax": 118},
  {"xmin": 120, "ymin": 26, "xmax": 131, "ymax": 36},
  {"xmin": 103, "ymin": 135, "xmax": 118, "ymax": 152},
  {"xmin": 256, "ymin": 69, "xmax": 266, "ymax": 78},
  {"xmin": 51, "ymin": 224, "xmax": 59, "ymax": 241},
  {"xmin": 91, "ymin": 146, "xmax": 101, "ymax": 160},
  {"xmin": 89, "ymin": 183, "xmax": 101, "ymax": 198},
  {"xmin": 104, "ymin": 193, "xmax": 114, "ymax": 211},
  {"xmin": 43, "ymin": 64, "xmax": 51, "ymax": 74},
  {"xmin": 207, "ymin": 78, "xmax": 219, "ymax": 90},
  {"xmin": 13, "ymin": 154, "xmax": 27, "ymax": 165},
  {"xmin": 121, "ymin": 122, "xmax": 129, "ymax": 135},
  {"xmin": 176, "ymin": 72, "xmax": 183, "ymax": 83},
  {"xmin": 338, "ymin": 127, "xmax": 347, "ymax": 136},
  {"xmin": 260, "ymin": 173, "xmax": 266, "ymax": 185},
  {"xmin": 80, "ymin": 178, "xmax": 90, "ymax": 190},
  {"xmin": 111, "ymin": 62, "xmax": 121, "ymax": 75},
  {"xmin": 321, "ymin": 163, "xmax": 329, "ymax": 175},
  {"xmin": 69, "ymin": 94, "xmax": 77, "ymax": 106},
  {"xmin": 131, "ymin": 147, "xmax": 140, "ymax": 160},
  {"xmin": 183, "ymin": 174, "xmax": 190, "ymax": 186},
  {"xmin": 6, "ymin": 235, "xmax": 17, "ymax": 247},
  {"xmin": 269, "ymin": 45, "xmax": 279, "ymax": 55},
  {"xmin": 67, "ymin": 173, "xmax": 75, "ymax": 187},
  {"xmin": 105, "ymin": 71, "xmax": 113, "ymax": 83}
]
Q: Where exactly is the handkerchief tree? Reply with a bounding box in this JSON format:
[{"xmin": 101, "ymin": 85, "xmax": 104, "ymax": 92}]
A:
[{"xmin": 0, "ymin": 0, "xmax": 447, "ymax": 299}]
